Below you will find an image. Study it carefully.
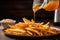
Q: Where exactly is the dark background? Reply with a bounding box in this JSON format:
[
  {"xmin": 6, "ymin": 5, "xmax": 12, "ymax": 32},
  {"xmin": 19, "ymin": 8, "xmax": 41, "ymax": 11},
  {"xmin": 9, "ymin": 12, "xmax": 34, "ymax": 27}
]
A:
[{"xmin": 0, "ymin": 0, "xmax": 54, "ymax": 21}]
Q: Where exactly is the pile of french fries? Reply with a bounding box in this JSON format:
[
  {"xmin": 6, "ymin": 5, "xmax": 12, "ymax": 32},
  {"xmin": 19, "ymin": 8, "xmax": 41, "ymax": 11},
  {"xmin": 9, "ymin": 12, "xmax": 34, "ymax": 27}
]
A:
[{"xmin": 4, "ymin": 18, "xmax": 59, "ymax": 36}]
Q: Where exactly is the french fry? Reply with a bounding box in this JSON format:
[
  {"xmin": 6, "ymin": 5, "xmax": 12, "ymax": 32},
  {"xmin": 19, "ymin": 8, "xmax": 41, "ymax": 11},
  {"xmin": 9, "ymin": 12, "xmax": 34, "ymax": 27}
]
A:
[
  {"xmin": 27, "ymin": 31, "xmax": 33, "ymax": 35},
  {"xmin": 5, "ymin": 18, "xmax": 59, "ymax": 36},
  {"xmin": 23, "ymin": 18, "xmax": 31, "ymax": 24},
  {"xmin": 31, "ymin": 19, "xmax": 35, "ymax": 23},
  {"xmin": 26, "ymin": 28, "xmax": 40, "ymax": 36},
  {"xmin": 45, "ymin": 22, "xmax": 50, "ymax": 25},
  {"xmin": 40, "ymin": 22, "xmax": 44, "ymax": 25}
]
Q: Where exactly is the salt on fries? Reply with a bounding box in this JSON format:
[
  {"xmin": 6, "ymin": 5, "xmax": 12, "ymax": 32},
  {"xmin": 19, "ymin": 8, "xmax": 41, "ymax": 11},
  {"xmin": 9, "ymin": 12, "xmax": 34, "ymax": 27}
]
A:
[{"xmin": 4, "ymin": 18, "xmax": 59, "ymax": 36}]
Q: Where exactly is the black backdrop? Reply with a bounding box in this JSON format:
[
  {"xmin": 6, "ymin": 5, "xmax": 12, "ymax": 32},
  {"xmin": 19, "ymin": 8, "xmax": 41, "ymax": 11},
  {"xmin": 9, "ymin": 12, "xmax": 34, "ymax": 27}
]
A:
[
  {"xmin": 0, "ymin": 0, "xmax": 33, "ymax": 20},
  {"xmin": 0, "ymin": 0, "xmax": 54, "ymax": 21}
]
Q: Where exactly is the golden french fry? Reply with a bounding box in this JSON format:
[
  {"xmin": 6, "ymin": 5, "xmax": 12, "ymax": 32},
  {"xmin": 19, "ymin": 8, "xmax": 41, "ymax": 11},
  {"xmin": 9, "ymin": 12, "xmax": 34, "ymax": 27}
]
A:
[
  {"xmin": 40, "ymin": 22, "xmax": 44, "ymax": 25},
  {"xmin": 26, "ymin": 33, "xmax": 31, "ymax": 36},
  {"xmin": 8, "ymin": 29, "xmax": 26, "ymax": 33},
  {"xmin": 27, "ymin": 31, "xmax": 33, "ymax": 35},
  {"xmin": 8, "ymin": 24, "xmax": 16, "ymax": 29},
  {"xmin": 40, "ymin": 32, "xmax": 43, "ymax": 36},
  {"xmin": 31, "ymin": 19, "xmax": 35, "ymax": 23},
  {"xmin": 4, "ymin": 18, "xmax": 58, "ymax": 36},
  {"xmin": 22, "ymin": 18, "xmax": 31, "ymax": 24},
  {"xmin": 26, "ymin": 28, "xmax": 40, "ymax": 36},
  {"xmin": 45, "ymin": 22, "xmax": 50, "ymax": 25}
]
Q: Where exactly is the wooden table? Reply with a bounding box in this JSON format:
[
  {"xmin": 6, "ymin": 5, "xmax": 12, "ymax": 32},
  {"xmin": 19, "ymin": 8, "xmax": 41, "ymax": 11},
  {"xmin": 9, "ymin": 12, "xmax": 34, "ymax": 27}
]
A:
[{"xmin": 0, "ymin": 26, "xmax": 15, "ymax": 40}]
